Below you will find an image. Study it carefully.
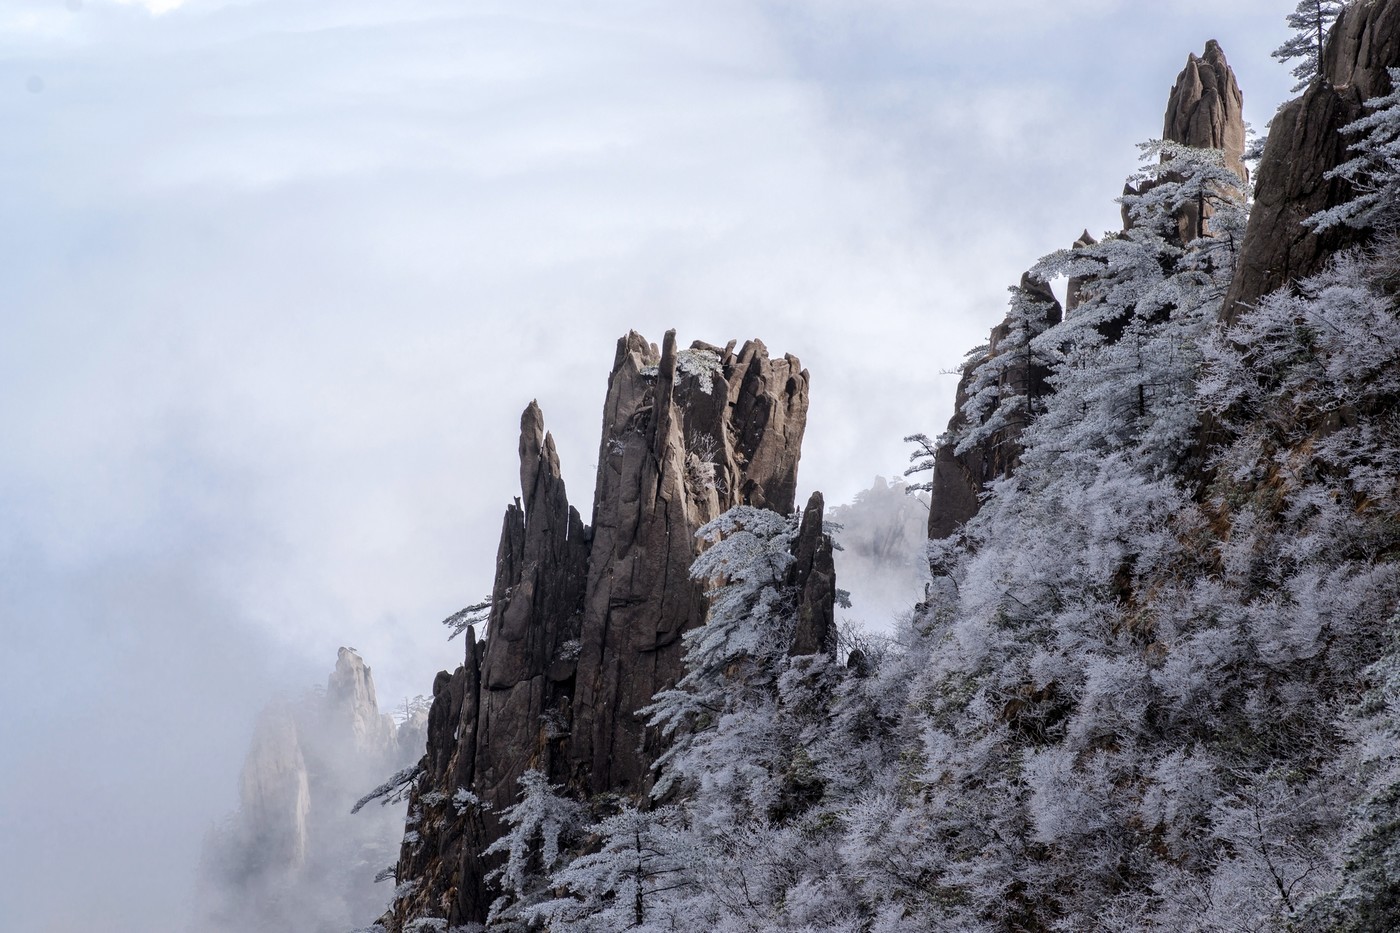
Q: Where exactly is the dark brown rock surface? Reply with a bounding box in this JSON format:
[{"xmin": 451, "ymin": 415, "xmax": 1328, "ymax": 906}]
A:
[
  {"xmin": 788, "ymin": 491, "xmax": 838, "ymax": 659},
  {"xmin": 1224, "ymin": 0, "xmax": 1400, "ymax": 322},
  {"xmin": 926, "ymin": 273, "xmax": 1063, "ymax": 540},
  {"xmin": 381, "ymin": 331, "xmax": 826, "ymax": 930},
  {"xmin": 569, "ymin": 332, "xmax": 809, "ymax": 797}
]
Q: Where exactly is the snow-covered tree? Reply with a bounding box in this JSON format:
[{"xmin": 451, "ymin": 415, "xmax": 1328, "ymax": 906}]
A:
[
  {"xmin": 867, "ymin": 135, "xmax": 1397, "ymax": 929},
  {"xmin": 1273, "ymin": 0, "xmax": 1345, "ymax": 92},
  {"xmin": 1310, "ymin": 67, "xmax": 1400, "ymax": 233},
  {"xmin": 633, "ymin": 505, "xmax": 896, "ymax": 930},
  {"xmin": 1024, "ymin": 141, "xmax": 1246, "ymax": 477},
  {"xmin": 531, "ymin": 804, "xmax": 692, "ymax": 932},
  {"xmin": 954, "ymin": 274, "xmax": 1061, "ymax": 463},
  {"xmin": 483, "ymin": 771, "xmax": 586, "ymax": 930},
  {"xmin": 646, "ymin": 506, "xmax": 799, "ymax": 804}
]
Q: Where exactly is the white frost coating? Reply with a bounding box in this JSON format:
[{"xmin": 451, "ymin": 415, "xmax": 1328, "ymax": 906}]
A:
[{"xmin": 676, "ymin": 347, "xmax": 722, "ymax": 394}]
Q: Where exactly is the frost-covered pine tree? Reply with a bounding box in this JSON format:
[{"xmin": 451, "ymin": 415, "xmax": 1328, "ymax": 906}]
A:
[
  {"xmin": 482, "ymin": 770, "xmax": 585, "ymax": 930},
  {"xmin": 635, "ymin": 505, "xmax": 887, "ymax": 931},
  {"xmin": 1025, "ymin": 141, "xmax": 1246, "ymax": 477},
  {"xmin": 954, "ymin": 274, "xmax": 1061, "ymax": 466},
  {"xmin": 1273, "ymin": 0, "xmax": 1345, "ymax": 92},
  {"xmin": 531, "ymin": 804, "xmax": 691, "ymax": 932},
  {"xmin": 864, "ymin": 137, "xmax": 1390, "ymax": 931},
  {"xmin": 1310, "ymin": 67, "xmax": 1400, "ymax": 233}
]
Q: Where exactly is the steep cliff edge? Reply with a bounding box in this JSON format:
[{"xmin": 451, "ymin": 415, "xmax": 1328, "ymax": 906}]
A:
[
  {"xmin": 362, "ymin": 16, "xmax": 1400, "ymax": 929},
  {"xmin": 925, "ymin": 41, "xmax": 1247, "ymax": 539},
  {"xmin": 924, "ymin": 273, "xmax": 1062, "ymax": 540},
  {"xmin": 1224, "ymin": 0, "xmax": 1400, "ymax": 321},
  {"xmin": 883, "ymin": 15, "xmax": 1400, "ymax": 928},
  {"xmin": 380, "ymin": 330, "xmax": 831, "ymax": 930}
]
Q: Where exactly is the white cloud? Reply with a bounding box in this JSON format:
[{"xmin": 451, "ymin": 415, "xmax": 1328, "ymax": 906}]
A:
[
  {"xmin": 113, "ymin": 0, "xmax": 188, "ymax": 13},
  {"xmin": 0, "ymin": 2, "xmax": 1304, "ymax": 928}
]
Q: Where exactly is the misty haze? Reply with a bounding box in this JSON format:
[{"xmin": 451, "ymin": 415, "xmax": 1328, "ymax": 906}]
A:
[{"xmin": 9, "ymin": 1, "xmax": 1400, "ymax": 932}]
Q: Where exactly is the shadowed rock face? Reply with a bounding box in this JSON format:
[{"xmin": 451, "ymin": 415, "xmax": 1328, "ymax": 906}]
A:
[
  {"xmin": 788, "ymin": 491, "xmax": 838, "ymax": 659},
  {"xmin": 926, "ymin": 274, "xmax": 1063, "ymax": 540},
  {"xmin": 381, "ymin": 330, "xmax": 828, "ymax": 930},
  {"xmin": 570, "ymin": 332, "xmax": 809, "ymax": 797},
  {"xmin": 1224, "ymin": 0, "xmax": 1400, "ymax": 322}
]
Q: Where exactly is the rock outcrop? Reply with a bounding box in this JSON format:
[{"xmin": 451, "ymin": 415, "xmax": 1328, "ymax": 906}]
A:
[
  {"xmin": 1063, "ymin": 229, "xmax": 1098, "ymax": 314},
  {"xmin": 788, "ymin": 491, "xmax": 837, "ymax": 658},
  {"xmin": 1162, "ymin": 40, "xmax": 1248, "ymax": 242},
  {"xmin": 197, "ymin": 649, "xmax": 425, "ymax": 933},
  {"xmin": 382, "ymin": 330, "xmax": 828, "ymax": 930},
  {"xmin": 1122, "ymin": 41, "xmax": 1248, "ymax": 238},
  {"xmin": 926, "ymin": 273, "xmax": 1063, "ymax": 539},
  {"xmin": 570, "ymin": 333, "xmax": 808, "ymax": 796},
  {"xmin": 1224, "ymin": 0, "xmax": 1400, "ymax": 322},
  {"xmin": 1164, "ymin": 39, "xmax": 1248, "ymax": 177},
  {"xmin": 927, "ymin": 42, "xmax": 1247, "ymax": 540}
]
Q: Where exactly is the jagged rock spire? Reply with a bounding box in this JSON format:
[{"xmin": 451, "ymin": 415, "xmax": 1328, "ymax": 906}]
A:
[
  {"xmin": 1122, "ymin": 41, "xmax": 1248, "ymax": 238},
  {"xmin": 381, "ymin": 332, "xmax": 822, "ymax": 930},
  {"xmin": 1163, "ymin": 39, "xmax": 1247, "ymax": 181},
  {"xmin": 788, "ymin": 491, "xmax": 837, "ymax": 659},
  {"xmin": 571, "ymin": 330, "xmax": 809, "ymax": 795}
]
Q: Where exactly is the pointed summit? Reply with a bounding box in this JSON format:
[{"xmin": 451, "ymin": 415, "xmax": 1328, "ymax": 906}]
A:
[{"xmin": 1163, "ymin": 39, "xmax": 1247, "ymax": 182}]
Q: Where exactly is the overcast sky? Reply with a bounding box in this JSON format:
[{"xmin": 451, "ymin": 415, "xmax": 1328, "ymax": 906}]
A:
[{"xmin": 1, "ymin": 1, "xmax": 1297, "ymax": 929}]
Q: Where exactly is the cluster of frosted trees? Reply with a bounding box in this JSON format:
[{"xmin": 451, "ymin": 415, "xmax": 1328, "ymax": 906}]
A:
[{"xmin": 383, "ymin": 43, "xmax": 1400, "ymax": 933}]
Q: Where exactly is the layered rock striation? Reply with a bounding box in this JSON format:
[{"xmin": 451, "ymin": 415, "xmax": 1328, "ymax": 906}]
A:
[{"xmin": 382, "ymin": 330, "xmax": 830, "ymax": 930}]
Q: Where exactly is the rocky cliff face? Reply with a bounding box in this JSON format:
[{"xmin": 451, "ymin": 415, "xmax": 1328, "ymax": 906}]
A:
[
  {"xmin": 925, "ymin": 273, "xmax": 1062, "ymax": 539},
  {"xmin": 926, "ymin": 41, "xmax": 1247, "ymax": 540},
  {"xmin": 198, "ymin": 649, "xmax": 425, "ymax": 933},
  {"xmin": 1224, "ymin": 0, "xmax": 1400, "ymax": 322},
  {"xmin": 382, "ymin": 330, "xmax": 830, "ymax": 930}
]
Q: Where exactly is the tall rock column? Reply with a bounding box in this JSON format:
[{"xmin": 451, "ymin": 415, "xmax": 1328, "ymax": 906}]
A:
[
  {"xmin": 569, "ymin": 330, "xmax": 809, "ymax": 795},
  {"xmin": 473, "ymin": 401, "xmax": 590, "ymax": 811},
  {"xmin": 1164, "ymin": 39, "xmax": 1247, "ymax": 175},
  {"xmin": 1122, "ymin": 40, "xmax": 1247, "ymax": 239},
  {"xmin": 381, "ymin": 331, "xmax": 816, "ymax": 930},
  {"xmin": 1164, "ymin": 40, "xmax": 1247, "ymax": 241}
]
